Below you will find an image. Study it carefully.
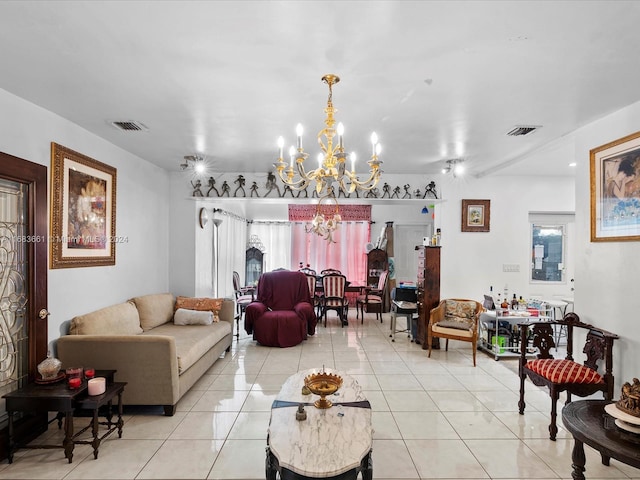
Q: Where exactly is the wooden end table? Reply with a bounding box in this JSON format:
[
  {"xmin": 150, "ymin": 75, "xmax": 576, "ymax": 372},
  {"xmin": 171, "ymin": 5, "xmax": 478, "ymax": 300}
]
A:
[
  {"xmin": 3, "ymin": 370, "xmax": 126, "ymax": 463},
  {"xmin": 562, "ymin": 400, "xmax": 640, "ymax": 480}
]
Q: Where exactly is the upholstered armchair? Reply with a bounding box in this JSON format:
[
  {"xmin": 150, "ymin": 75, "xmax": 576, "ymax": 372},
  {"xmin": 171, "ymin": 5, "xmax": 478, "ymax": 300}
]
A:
[
  {"xmin": 244, "ymin": 270, "xmax": 317, "ymax": 347},
  {"xmin": 428, "ymin": 299, "xmax": 484, "ymax": 366}
]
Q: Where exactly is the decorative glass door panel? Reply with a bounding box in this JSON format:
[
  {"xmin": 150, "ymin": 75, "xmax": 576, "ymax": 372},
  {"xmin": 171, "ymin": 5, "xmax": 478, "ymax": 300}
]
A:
[{"xmin": 0, "ymin": 153, "xmax": 48, "ymax": 456}]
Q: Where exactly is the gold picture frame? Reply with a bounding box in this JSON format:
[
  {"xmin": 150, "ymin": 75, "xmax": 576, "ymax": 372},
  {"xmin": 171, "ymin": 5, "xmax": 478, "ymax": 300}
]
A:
[
  {"xmin": 461, "ymin": 199, "xmax": 490, "ymax": 232},
  {"xmin": 590, "ymin": 130, "xmax": 640, "ymax": 242},
  {"xmin": 50, "ymin": 143, "xmax": 117, "ymax": 268}
]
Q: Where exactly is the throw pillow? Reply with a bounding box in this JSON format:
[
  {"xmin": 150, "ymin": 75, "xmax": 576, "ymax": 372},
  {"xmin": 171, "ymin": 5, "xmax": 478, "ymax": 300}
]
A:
[
  {"xmin": 174, "ymin": 308, "xmax": 214, "ymax": 326},
  {"xmin": 174, "ymin": 296, "xmax": 223, "ymax": 322}
]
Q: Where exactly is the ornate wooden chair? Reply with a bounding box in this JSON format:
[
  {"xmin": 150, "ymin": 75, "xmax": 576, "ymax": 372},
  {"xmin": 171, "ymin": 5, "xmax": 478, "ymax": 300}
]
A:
[
  {"xmin": 427, "ymin": 299, "xmax": 484, "ymax": 366},
  {"xmin": 356, "ymin": 270, "xmax": 388, "ymax": 323},
  {"xmin": 233, "ymin": 271, "xmax": 254, "ymax": 337},
  {"xmin": 518, "ymin": 312, "xmax": 618, "ymax": 440},
  {"xmin": 321, "ymin": 273, "xmax": 349, "ymax": 327}
]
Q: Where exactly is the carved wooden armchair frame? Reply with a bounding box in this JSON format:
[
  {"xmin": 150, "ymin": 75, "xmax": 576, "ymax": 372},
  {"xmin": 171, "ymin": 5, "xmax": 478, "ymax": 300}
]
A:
[{"xmin": 518, "ymin": 312, "xmax": 618, "ymax": 440}]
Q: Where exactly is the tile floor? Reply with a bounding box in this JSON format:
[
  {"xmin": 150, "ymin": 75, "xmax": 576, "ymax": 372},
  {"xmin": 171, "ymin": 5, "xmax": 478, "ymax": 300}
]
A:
[{"xmin": 1, "ymin": 311, "xmax": 637, "ymax": 480}]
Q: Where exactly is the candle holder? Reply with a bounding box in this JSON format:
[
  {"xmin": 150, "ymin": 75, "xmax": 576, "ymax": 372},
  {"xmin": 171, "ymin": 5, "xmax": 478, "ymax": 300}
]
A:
[
  {"xmin": 84, "ymin": 367, "xmax": 95, "ymax": 379},
  {"xmin": 68, "ymin": 376, "xmax": 82, "ymax": 389}
]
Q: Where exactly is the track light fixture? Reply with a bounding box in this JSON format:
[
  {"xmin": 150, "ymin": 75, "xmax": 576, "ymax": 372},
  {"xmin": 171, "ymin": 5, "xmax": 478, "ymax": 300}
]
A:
[
  {"xmin": 441, "ymin": 159, "xmax": 465, "ymax": 177},
  {"xmin": 181, "ymin": 155, "xmax": 207, "ymax": 174}
]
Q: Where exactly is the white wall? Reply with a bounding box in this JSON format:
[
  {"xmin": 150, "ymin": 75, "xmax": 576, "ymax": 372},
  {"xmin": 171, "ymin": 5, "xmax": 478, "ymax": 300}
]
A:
[
  {"xmin": 0, "ymin": 88, "xmax": 170, "ymax": 349},
  {"xmin": 572, "ymin": 100, "xmax": 640, "ymax": 390},
  {"xmin": 169, "ymin": 170, "xmax": 576, "ymax": 303}
]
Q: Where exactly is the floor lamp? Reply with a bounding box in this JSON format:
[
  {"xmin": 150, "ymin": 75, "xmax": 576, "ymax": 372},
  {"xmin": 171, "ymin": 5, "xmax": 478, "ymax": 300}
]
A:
[{"xmin": 212, "ymin": 218, "xmax": 223, "ymax": 297}]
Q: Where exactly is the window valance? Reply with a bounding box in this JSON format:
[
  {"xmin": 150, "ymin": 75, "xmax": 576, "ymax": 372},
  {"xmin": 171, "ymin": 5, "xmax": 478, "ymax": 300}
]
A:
[{"xmin": 288, "ymin": 204, "xmax": 371, "ymax": 222}]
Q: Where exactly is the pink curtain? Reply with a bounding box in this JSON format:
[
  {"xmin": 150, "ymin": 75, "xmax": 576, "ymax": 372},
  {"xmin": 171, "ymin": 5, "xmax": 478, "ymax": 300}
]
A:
[{"xmin": 290, "ymin": 221, "xmax": 370, "ymax": 285}]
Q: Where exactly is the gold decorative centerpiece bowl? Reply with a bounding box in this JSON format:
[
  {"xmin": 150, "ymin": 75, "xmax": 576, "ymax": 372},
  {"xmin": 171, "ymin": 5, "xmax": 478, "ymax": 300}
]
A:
[{"xmin": 304, "ymin": 371, "xmax": 343, "ymax": 409}]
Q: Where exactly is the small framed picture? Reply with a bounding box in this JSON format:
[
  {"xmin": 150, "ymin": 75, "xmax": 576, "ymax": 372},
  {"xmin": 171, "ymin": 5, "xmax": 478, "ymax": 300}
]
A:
[{"xmin": 461, "ymin": 199, "xmax": 490, "ymax": 232}]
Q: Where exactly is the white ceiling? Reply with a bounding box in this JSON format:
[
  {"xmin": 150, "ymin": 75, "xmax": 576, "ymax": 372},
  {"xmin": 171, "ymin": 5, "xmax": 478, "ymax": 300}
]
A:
[{"xmin": 1, "ymin": 1, "xmax": 640, "ymax": 178}]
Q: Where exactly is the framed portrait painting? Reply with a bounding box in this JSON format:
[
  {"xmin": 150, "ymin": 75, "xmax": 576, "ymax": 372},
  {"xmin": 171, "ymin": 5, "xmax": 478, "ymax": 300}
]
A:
[
  {"xmin": 461, "ymin": 199, "xmax": 490, "ymax": 232},
  {"xmin": 50, "ymin": 143, "xmax": 117, "ymax": 268},
  {"xmin": 590, "ymin": 130, "xmax": 640, "ymax": 242}
]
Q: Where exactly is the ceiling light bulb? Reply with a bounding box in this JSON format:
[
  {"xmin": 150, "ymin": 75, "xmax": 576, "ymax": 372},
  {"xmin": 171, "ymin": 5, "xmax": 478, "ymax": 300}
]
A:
[
  {"xmin": 441, "ymin": 167, "xmax": 449, "ymax": 174},
  {"xmin": 296, "ymin": 123, "xmax": 304, "ymax": 137},
  {"xmin": 194, "ymin": 162, "xmax": 206, "ymax": 174},
  {"xmin": 277, "ymin": 136, "xmax": 284, "ymax": 148},
  {"xmin": 336, "ymin": 122, "xmax": 344, "ymax": 136},
  {"xmin": 370, "ymin": 132, "xmax": 378, "ymax": 145},
  {"xmin": 454, "ymin": 163, "xmax": 465, "ymax": 176}
]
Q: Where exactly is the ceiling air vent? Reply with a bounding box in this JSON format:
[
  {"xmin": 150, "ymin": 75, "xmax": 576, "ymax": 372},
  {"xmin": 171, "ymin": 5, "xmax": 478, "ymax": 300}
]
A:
[
  {"xmin": 111, "ymin": 120, "xmax": 148, "ymax": 132},
  {"xmin": 506, "ymin": 125, "xmax": 541, "ymax": 136}
]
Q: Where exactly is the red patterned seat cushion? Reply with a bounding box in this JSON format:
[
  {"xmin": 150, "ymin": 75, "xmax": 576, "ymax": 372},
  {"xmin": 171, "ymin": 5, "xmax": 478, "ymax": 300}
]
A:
[{"xmin": 526, "ymin": 359, "xmax": 604, "ymax": 384}]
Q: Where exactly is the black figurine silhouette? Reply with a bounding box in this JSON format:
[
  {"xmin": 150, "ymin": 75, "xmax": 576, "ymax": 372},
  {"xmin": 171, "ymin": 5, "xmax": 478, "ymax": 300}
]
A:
[
  {"xmin": 391, "ymin": 186, "xmax": 400, "ymax": 199},
  {"xmin": 402, "ymin": 184, "xmax": 412, "ymax": 199},
  {"xmin": 424, "ymin": 181, "xmax": 438, "ymax": 199},
  {"xmin": 220, "ymin": 181, "xmax": 230, "ymax": 197},
  {"xmin": 381, "ymin": 182, "xmax": 391, "ymax": 198},
  {"xmin": 264, "ymin": 171, "xmax": 281, "ymax": 197},
  {"xmin": 233, "ymin": 175, "xmax": 246, "ymax": 197},
  {"xmin": 250, "ymin": 181, "xmax": 260, "ymax": 197},
  {"xmin": 283, "ymin": 185, "xmax": 295, "ymax": 197},
  {"xmin": 206, "ymin": 177, "xmax": 219, "ymax": 197},
  {"xmin": 191, "ymin": 179, "xmax": 203, "ymax": 197}
]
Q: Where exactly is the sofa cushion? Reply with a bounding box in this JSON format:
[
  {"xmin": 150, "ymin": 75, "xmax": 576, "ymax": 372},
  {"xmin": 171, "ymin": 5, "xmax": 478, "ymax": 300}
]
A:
[
  {"xmin": 70, "ymin": 302, "xmax": 143, "ymax": 335},
  {"xmin": 145, "ymin": 321, "xmax": 232, "ymax": 373},
  {"xmin": 174, "ymin": 308, "xmax": 213, "ymax": 326},
  {"xmin": 131, "ymin": 293, "xmax": 175, "ymax": 331},
  {"xmin": 175, "ymin": 296, "xmax": 224, "ymax": 322}
]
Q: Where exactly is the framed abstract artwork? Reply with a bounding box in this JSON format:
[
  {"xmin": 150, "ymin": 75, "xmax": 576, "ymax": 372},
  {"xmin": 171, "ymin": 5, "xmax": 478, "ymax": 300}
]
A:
[
  {"xmin": 590, "ymin": 130, "xmax": 640, "ymax": 242},
  {"xmin": 50, "ymin": 143, "xmax": 117, "ymax": 268},
  {"xmin": 461, "ymin": 199, "xmax": 490, "ymax": 232}
]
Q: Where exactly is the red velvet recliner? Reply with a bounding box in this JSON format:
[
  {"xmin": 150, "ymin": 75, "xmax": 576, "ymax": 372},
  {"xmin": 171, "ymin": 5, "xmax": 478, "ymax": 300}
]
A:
[{"xmin": 244, "ymin": 270, "xmax": 317, "ymax": 347}]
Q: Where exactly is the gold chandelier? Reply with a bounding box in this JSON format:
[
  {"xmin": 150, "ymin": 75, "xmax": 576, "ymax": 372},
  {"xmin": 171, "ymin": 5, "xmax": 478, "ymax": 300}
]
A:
[
  {"xmin": 274, "ymin": 74, "xmax": 383, "ymax": 197},
  {"xmin": 306, "ymin": 195, "xmax": 342, "ymax": 243}
]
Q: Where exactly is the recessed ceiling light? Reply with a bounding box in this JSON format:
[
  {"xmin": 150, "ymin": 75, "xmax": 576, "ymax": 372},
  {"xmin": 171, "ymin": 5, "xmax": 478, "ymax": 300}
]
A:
[{"xmin": 569, "ymin": 162, "xmax": 577, "ymax": 167}]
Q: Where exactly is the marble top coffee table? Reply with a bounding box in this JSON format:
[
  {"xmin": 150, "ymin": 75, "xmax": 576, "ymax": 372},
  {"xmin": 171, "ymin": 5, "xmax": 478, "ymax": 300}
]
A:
[{"xmin": 266, "ymin": 368, "xmax": 373, "ymax": 480}]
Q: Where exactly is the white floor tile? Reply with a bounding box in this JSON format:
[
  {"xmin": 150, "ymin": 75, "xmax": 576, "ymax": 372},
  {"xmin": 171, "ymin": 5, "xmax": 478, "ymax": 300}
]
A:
[{"xmin": 6, "ymin": 311, "xmax": 617, "ymax": 480}]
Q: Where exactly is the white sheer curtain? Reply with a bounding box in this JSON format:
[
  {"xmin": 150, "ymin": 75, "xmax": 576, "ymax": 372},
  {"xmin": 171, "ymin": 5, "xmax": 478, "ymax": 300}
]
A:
[
  {"xmin": 249, "ymin": 222, "xmax": 292, "ymax": 272},
  {"xmin": 291, "ymin": 221, "xmax": 369, "ymax": 284},
  {"xmin": 216, "ymin": 212, "xmax": 247, "ymax": 299}
]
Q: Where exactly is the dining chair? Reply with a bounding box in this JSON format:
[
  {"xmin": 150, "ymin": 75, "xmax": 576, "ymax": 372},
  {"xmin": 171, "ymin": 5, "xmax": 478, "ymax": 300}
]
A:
[
  {"xmin": 321, "ymin": 273, "xmax": 348, "ymax": 327},
  {"xmin": 320, "ymin": 268, "xmax": 342, "ymax": 275},
  {"xmin": 304, "ymin": 273, "xmax": 322, "ymax": 317},
  {"xmin": 356, "ymin": 270, "xmax": 388, "ymax": 323},
  {"xmin": 233, "ymin": 271, "xmax": 255, "ymax": 338}
]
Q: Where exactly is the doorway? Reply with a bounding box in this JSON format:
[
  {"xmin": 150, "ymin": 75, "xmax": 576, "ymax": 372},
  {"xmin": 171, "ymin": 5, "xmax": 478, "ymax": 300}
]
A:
[
  {"xmin": 0, "ymin": 151, "xmax": 48, "ymax": 459},
  {"xmin": 394, "ymin": 224, "xmax": 430, "ymax": 284}
]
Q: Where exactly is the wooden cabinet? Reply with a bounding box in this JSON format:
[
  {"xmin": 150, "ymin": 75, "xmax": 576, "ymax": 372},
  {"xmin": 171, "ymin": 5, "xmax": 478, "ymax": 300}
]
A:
[
  {"xmin": 415, "ymin": 246, "xmax": 441, "ymax": 348},
  {"xmin": 366, "ymin": 248, "xmax": 388, "ymax": 287},
  {"xmin": 245, "ymin": 247, "xmax": 264, "ymax": 287}
]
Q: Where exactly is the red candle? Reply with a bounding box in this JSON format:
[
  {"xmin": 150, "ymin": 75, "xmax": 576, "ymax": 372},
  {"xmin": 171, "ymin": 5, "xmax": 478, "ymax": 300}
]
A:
[
  {"xmin": 84, "ymin": 368, "xmax": 95, "ymax": 379},
  {"xmin": 68, "ymin": 377, "xmax": 81, "ymax": 389}
]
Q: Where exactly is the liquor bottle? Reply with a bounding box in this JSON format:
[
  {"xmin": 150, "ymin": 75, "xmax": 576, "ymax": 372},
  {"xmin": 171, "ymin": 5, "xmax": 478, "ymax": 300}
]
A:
[
  {"xmin": 511, "ymin": 294, "xmax": 518, "ymax": 310},
  {"xmin": 500, "ymin": 296, "xmax": 509, "ymax": 311},
  {"xmin": 518, "ymin": 296, "xmax": 527, "ymax": 310}
]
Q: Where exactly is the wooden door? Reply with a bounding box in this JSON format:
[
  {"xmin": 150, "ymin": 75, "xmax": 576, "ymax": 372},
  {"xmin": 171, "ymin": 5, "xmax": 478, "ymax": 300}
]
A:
[{"xmin": 0, "ymin": 151, "xmax": 48, "ymax": 459}]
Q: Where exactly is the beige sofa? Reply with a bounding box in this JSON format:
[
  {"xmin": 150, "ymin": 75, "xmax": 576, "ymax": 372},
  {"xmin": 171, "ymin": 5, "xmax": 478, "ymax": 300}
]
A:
[{"xmin": 57, "ymin": 293, "xmax": 234, "ymax": 415}]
